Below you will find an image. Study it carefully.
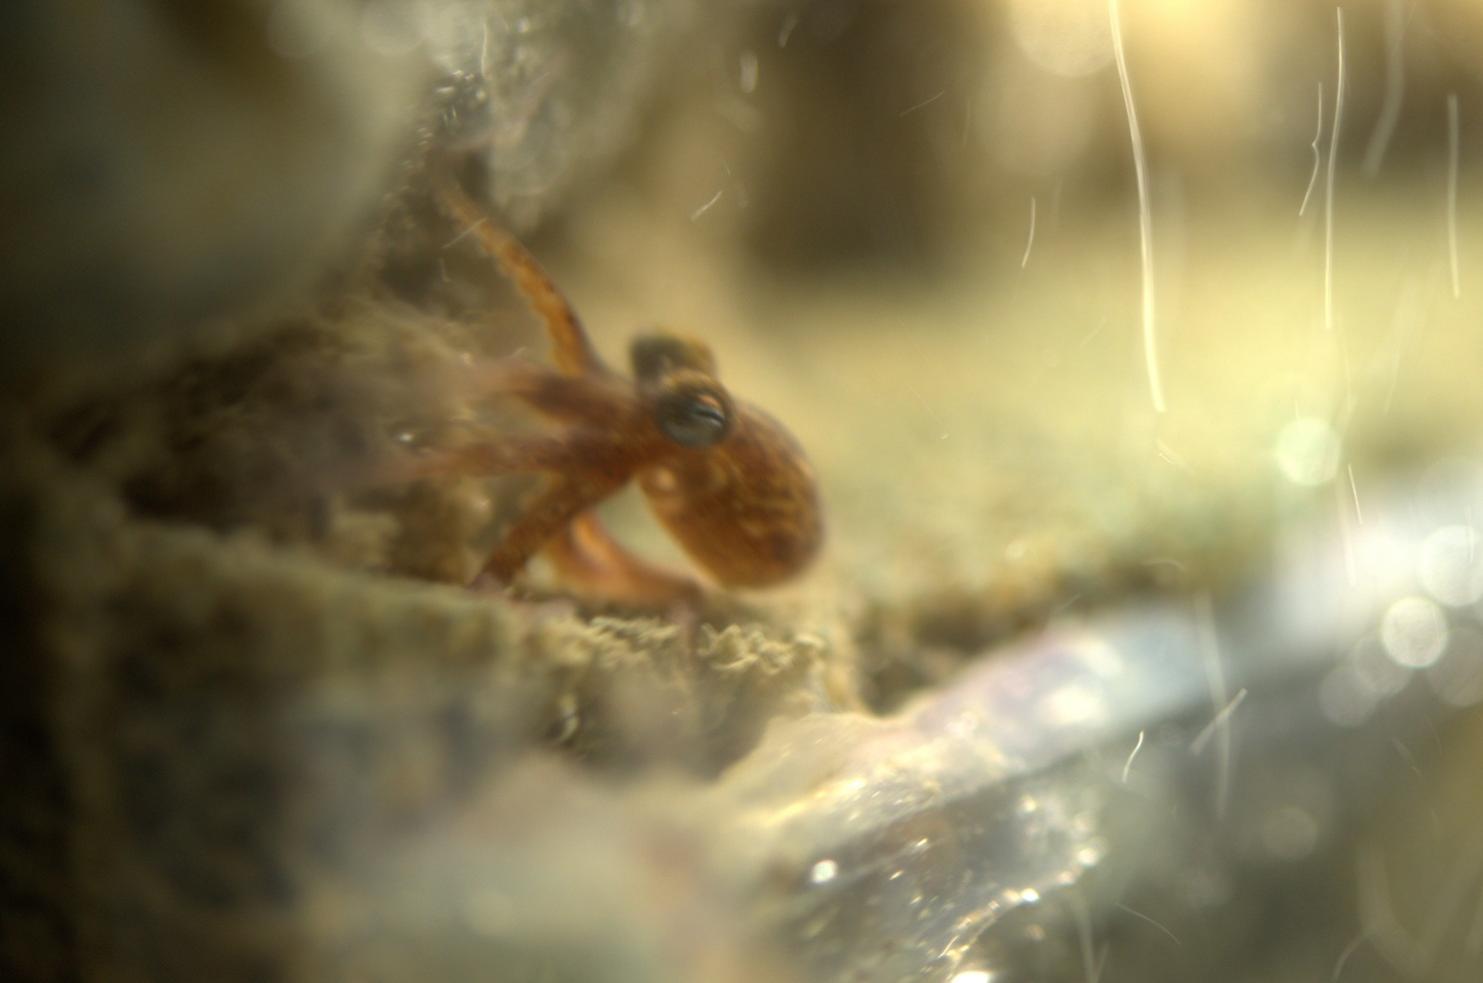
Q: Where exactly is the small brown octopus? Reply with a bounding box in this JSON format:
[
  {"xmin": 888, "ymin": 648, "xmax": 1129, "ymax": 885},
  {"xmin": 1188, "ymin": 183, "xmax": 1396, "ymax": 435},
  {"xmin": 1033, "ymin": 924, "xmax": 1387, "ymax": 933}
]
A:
[{"xmin": 404, "ymin": 163, "xmax": 824, "ymax": 606}]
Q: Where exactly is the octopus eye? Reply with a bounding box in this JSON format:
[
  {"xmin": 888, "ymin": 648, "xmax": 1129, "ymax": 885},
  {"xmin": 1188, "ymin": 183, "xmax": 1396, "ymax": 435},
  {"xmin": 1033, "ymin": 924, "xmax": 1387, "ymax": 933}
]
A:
[{"xmin": 657, "ymin": 388, "xmax": 731, "ymax": 447}]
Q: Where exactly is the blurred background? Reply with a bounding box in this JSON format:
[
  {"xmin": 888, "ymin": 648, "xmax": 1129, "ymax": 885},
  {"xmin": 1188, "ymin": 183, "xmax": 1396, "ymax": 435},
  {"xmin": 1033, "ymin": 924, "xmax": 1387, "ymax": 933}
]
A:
[{"xmin": 5, "ymin": 1, "xmax": 1483, "ymax": 981}]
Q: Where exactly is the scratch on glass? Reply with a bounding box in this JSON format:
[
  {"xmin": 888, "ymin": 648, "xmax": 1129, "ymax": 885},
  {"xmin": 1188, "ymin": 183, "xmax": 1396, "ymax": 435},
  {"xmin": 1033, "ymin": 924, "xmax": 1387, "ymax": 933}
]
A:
[
  {"xmin": 1109, "ymin": 0, "xmax": 1165, "ymax": 413},
  {"xmin": 1325, "ymin": 8, "xmax": 1346, "ymax": 335},
  {"xmin": 1115, "ymin": 902, "xmax": 1182, "ymax": 946},
  {"xmin": 689, "ymin": 189, "xmax": 724, "ymax": 222},
  {"xmin": 1361, "ymin": 0, "xmax": 1407, "ymax": 175},
  {"xmin": 1192, "ymin": 593, "xmax": 1237, "ymax": 819},
  {"xmin": 1300, "ymin": 82, "xmax": 1325, "ymax": 216},
  {"xmin": 899, "ymin": 89, "xmax": 946, "ymax": 117},
  {"xmin": 1021, "ymin": 196, "xmax": 1037, "ymax": 269},
  {"xmin": 1120, "ymin": 729, "xmax": 1145, "ymax": 784},
  {"xmin": 1448, "ymin": 91, "xmax": 1461, "ymax": 299},
  {"xmin": 777, "ymin": 12, "xmax": 798, "ymax": 48},
  {"xmin": 1067, "ymin": 891, "xmax": 1105, "ymax": 983}
]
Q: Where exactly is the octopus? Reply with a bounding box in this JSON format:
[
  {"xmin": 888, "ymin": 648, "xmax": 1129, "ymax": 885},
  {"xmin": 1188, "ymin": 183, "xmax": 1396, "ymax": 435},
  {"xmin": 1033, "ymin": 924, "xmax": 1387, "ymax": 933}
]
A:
[{"xmin": 402, "ymin": 160, "xmax": 825, "ymax": 607}]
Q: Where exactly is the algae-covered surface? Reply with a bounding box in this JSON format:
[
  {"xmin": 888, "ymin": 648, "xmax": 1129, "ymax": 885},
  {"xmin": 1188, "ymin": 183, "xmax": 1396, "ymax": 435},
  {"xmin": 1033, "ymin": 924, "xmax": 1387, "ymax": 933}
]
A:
[{"xmin": 6, "ymin": 3, "xmax": 1483, "ymax": 982}]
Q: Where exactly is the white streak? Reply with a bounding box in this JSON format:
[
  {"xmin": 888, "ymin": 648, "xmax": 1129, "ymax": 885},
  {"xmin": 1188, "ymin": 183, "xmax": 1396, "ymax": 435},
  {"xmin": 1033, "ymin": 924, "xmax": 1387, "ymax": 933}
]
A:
[
  {"xmin": 1190, "ymin": 688, "xmax": 1247, "ymax": 757},
  {"xmin": 1120, "ymin": 729, "xmax": 1145, "ymax": 784},
  {"xmin": 1109, "ymin": 0, "xmax": 1165, "ymax": 414},
  {"xmin": 1347, "ymin": 463, "xmax": 1364, "ymax": 525},
  {"xmin": 1448, "ymin": 91, "xmax": 1461, "ymax": 299},
  {"xmin": 1361, "ymin": 0, "xmax": 1407, "ymax": 176},
  {"xmin": 1067, "ymin": 892, "xmax": 1103, "ymax": 983},
  {"xmin": 777, "ymin": 12, "xmax": 798, "ymax": 48},
  {"xmin": 899, "ymin": 89, "xmax": 946, "ymax": 117},
  {"xmin": 689, "ymin": 189, "xmax": 724, "ymax": 221},
  {"xmin": 1155, "ymin": 438, "xmax": 1192, "ymax": 474},
  {"xmin": 1192, "ymin": 593, "xmax": 1237, "ymax": 819},
  {"xmin": 443, "ymin": 217, "xmax": 488, "ymax": 249},
  {"xmin": 1300, "ymin": 83, "xmax": 1325, "ymax": 216},
  {"xmin": 739, "ymin": 50, "xmax": 759, "ymax": 94},
  {"xmin": 1115, "ymin": 902, "xmax": 1181, "ymax": 946},
  {"xmin": 1020, "ymin": 196, "xmax": 1038, "ymax": 269},
  {"xmin": 1325, "ymin": 9, "xmax": 1347, "ymax": 335}
]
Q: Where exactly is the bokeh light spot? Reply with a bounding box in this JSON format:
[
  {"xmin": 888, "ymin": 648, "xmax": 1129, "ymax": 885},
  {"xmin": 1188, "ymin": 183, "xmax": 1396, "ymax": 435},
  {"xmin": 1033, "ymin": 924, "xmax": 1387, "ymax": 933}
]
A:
[{"xmin": 1380, "ymin": 596, "xmax": 1448, "ymax": 669}]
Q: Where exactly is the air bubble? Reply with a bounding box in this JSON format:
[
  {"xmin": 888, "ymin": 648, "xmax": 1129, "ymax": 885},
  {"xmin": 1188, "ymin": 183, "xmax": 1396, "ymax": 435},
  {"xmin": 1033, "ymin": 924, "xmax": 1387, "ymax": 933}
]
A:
[
  {"xmin": 1007, "ymin": 0, "xmax": 1113, "ymax": 78},
  {"xmin": 1380, "ymin": 596, "xmax": 1448, "ymax": 669},
  {"xmin": 1273, "ymin": 417, "xmax": 1341, "ymax": 486},
  {"xmin": 1418, "ymin": 525, "xmax": 1483, "ymax": 606}
]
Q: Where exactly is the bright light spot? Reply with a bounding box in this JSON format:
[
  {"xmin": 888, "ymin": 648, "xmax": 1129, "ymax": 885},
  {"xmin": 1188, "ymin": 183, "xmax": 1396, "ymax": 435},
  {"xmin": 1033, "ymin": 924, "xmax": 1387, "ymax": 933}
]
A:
[
  {"xmin": 1418, "ymin": 525, "xmax": 1483, "ymax": 606},
  {"xmin": 1380, "ymin": 596, "xmax": 1449, "ymax": 669},
  {"xmin": 1042, "ymin": 682, "xmax": 1108, "ymax": 726},
  {"xmin": 946, "ymin": 710, "xmax": 984, "ymax": 739},
  {"xmin": 1066, "ymin": 631, "xmax": 1124, "ymax": 676},
  {"xmin": 1075, "ymin": 844, "xmax": 1104, "ymax": 867},
  {"xmin": 1354, "ymin": 523, "xmax": 1414, "ymax": 592},
  {"xmin": 809, "ymin": 859, "xmax": 839, "ymax": 885},
  {"xmin": 950, "ymin": 971, "xmax": 995, "ymax": 983},
  {"xmin": 1007, "ymin": 0, "xmax": 1113, "ymax": 77},
  {"xmin": 1021, "ymin": 887, "xmax": 1041, "ymax": 903},
  {"xmin": 739, "ymin": 50, "xmax": 759, "ymax": 94},
  {"xmin": 1426, "ymin": 627, "xmax": 1483, "ymax": 708},
  {"xmin": 1273, "ymin": 417, "xmax": 1342, "ymax": 486}
]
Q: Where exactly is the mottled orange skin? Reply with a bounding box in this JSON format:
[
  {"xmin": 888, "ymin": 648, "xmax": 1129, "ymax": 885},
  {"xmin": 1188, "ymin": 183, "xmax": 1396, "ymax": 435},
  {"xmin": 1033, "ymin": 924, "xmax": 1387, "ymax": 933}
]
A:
[
  {"xmin": 638, "ymin": 405, "xmax": 821, "ymax": 588},
  {"xmin": 415, "ymin": 163, "xmax": 823, "ymax": 605}
]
